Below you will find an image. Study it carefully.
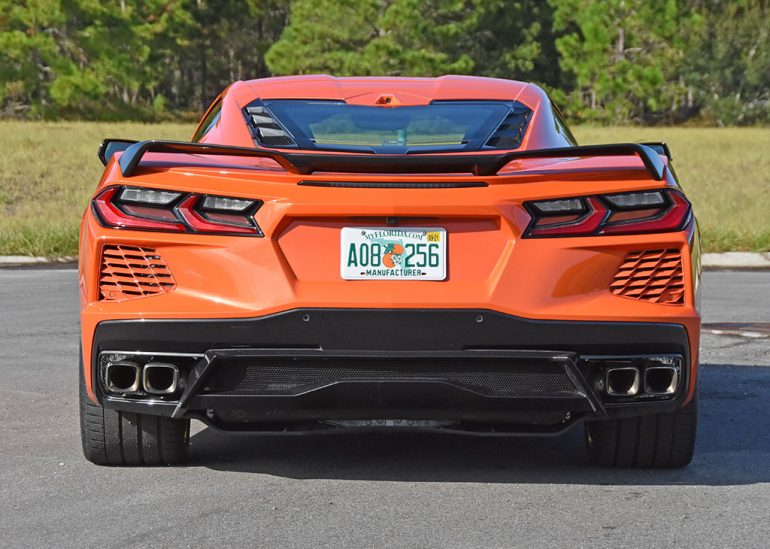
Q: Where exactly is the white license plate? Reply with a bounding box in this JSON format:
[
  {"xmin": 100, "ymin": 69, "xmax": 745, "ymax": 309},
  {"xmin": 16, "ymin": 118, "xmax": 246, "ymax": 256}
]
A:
[{"xmin": 340, "ymin": 227, "xmax": 447, "ymax": 280}]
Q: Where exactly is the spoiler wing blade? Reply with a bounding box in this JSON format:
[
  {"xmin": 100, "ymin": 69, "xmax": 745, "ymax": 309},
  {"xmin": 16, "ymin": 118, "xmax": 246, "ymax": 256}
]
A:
[{"xmin": 116, "ymin": 140, "xmax": 666, "ymax": 181}]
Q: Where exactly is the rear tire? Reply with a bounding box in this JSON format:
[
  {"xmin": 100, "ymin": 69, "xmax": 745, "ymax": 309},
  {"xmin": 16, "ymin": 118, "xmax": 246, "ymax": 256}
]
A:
[
  {"xmin": 585, "ymin": 392, "xmax": 697, "ymax": 468},
  {"xmin": 79, "ymin": 348, "xmax": 190, "ymax": 465}
]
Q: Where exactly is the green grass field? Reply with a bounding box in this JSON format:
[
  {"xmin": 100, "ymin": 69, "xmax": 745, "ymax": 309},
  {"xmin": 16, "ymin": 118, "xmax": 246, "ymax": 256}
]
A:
[
  {"xmin": 575, "ymin": 126, "xmax": 770, "ymax": 254},
  {"xmin": 0, "ymin": 122, "xmax": 767, "ymax": 256}
]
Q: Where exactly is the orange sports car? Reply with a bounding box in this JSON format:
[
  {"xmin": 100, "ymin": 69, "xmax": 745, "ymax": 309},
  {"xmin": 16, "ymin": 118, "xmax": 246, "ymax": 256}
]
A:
[{"xmin": 79, "ymin": 75, "xmax": 700, "ymax": 467}]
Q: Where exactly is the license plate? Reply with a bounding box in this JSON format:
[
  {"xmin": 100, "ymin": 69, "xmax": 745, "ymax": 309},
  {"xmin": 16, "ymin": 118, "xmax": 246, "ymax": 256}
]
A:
[{"xmin": 340, "ymin": 227, "xmax": 447, "ymax": 280}]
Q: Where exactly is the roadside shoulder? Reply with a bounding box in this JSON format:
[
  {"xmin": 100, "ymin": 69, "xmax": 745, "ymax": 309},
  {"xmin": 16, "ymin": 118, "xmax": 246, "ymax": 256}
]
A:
[
  {"xmin": 2, "ymin": 252, "xmax": 769, "ymax": 270},
  {"xmin": 702, "ymin": 252, "xmax": 770, "ymax": 269}
]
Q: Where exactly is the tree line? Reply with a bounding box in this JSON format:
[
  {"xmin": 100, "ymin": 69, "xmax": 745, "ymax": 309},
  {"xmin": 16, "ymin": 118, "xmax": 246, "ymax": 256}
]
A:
[{"xmin": 1, "ymin": 0, "xmax": 767, "ymax": 125}]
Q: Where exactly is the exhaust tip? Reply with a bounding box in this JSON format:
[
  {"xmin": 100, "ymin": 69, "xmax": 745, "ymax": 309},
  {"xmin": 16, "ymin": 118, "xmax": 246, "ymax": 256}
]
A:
[
  {"xmin": 605, "ymin": 366, "xmax": 640, "ymax": 396},
  {"xmin": 143, "ymin": 363, "xmax": 179, "ymax": 395},
  {"xmin": 644, "ymin": 366, "xmax": 679, "ymax": 395},
  {"xmin": 105, "ymin": 361, "xmax": 141, "ymax": 394}
]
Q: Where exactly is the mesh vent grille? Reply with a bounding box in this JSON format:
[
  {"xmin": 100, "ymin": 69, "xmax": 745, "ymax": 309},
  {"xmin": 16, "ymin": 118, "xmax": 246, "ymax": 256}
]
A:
[
  {"xmin": 610, "ymin": 249, "xmax": 684, "ymax": 305},
  {"xmin": 245, "ymin": 104, "xmax": 295, "ymax": 146},
  {"xmin": 205, "ymin": 358, "xmax": 576, "ymax": 396},
  {"xmin": 485, "ymin": 105, "xmax": 532, "ymax": 149},
  {"xmin": 99, "ymin": 245, "xmax": 175, "ymax": 301}
]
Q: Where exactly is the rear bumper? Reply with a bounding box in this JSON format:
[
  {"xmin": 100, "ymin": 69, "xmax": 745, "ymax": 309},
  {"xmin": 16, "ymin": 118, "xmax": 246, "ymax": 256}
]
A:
[{"xmin": 90, "ymin": 309, "xmax": 694, "ymax": 435}]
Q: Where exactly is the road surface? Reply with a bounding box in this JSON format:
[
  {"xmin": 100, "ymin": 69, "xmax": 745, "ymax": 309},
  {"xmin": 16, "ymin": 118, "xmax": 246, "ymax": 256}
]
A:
[{"xmin": 1, "ymin": 269, "xmax": 768, "ymax": 548}]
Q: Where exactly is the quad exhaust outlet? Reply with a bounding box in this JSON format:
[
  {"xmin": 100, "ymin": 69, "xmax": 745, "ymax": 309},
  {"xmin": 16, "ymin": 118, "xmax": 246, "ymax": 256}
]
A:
[
  {"xmin": 602, "ymin": 360, "xmax": 681, "ymax": 397},
  {"xmin": 142, "ymin": 362, "xmax": 180, "ymax": 395},
  {"xmin": 644, "ymin": 366, "xmax": 679, "ymax": 395},
  {"xmin": 104, "ymin": 361, "xmax": 142, "ymax": 394},
  {"xmin": 605, "ymin": 366, "xmax": 640, "ymax": 396},
  {"xmin": 102, "ymin": 356, "xmax": 183, "ymax": 396}
]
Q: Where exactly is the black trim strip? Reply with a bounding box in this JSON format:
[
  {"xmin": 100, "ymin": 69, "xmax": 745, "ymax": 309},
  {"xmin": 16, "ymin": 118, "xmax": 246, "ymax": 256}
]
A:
[
  {"xmin": 92, "ymin": 309, "xmax": 690, "ymax": 365},
  {"xmin": 298, "ymin": 180, "xmax": 488, "ymax": 189}
]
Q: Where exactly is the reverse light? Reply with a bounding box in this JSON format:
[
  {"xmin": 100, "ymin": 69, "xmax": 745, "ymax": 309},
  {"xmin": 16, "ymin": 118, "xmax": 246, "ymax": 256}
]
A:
[
  {"xmin": 92, "ymin": 185, "xmax": 263, "ymax": 236},
  {"xmin": 524, "ymin": 189, "xmax": 691, "ymax": 237},
  {"xmin": 603, "ymin": 191, "xmax": 666, "ymax": 209},
  {"xmin": 529, "ymin": 198, "xmax": 584, "ymax": 214},
  {"xmin": 201, "ymin": 196, "xmax": 253, "ymax": 211},
  {"xmin": 119, "ymin": 187, "xmax": 181, "ymax": 205}
]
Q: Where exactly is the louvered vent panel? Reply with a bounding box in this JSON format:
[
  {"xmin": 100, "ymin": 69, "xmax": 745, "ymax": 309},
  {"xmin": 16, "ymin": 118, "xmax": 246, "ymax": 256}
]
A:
[
  {"xmin": 245, "ymin": 105, "xmax": 295, "ymax": 146},
  {"xmin": 99, "ymin": 245, "xmax": 175, "ymax": 301},
  {"xmin": 485, "ymin": 105, "xmax": 532, "ymax": 149},
  {"xmin": 610, "ymin": 249, "xmax": 685, "ymax": 305}
]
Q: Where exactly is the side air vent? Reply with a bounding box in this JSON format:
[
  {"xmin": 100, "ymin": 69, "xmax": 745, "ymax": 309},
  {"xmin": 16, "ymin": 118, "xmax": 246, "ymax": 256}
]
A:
[
  {"xmin": 245, "ymin": 103, "xmax": 295, "ymax": 147},
  {"xmin": 99, "ymin": 245, "xmax": 175, "ymax": 301},
  {"xmin": 610, "ymin": 249, "xmax": 684, "ymax": 305},
  {"xmin": 485, "ymin": 104, "xmax": 532, "ymax": 149}
]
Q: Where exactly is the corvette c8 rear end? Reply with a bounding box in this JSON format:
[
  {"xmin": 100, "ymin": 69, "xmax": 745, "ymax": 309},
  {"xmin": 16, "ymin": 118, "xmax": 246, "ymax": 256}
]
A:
[{"xmin": 79, "ymin": 75, "xmax": 700, "ymax": 468}]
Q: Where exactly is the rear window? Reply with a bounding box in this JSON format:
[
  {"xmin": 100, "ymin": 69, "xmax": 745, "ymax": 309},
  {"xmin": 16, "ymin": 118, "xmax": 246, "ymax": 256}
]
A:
[{"xmin": 245, "ymin": 100, "xmax": 530, "ymax": 153}]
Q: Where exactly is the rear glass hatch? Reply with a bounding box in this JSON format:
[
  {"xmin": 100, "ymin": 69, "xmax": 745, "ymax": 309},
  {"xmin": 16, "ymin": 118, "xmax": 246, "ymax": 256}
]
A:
[{"xmin": 244, "ymin": 99, "xmax": 532, "ymax": 154}]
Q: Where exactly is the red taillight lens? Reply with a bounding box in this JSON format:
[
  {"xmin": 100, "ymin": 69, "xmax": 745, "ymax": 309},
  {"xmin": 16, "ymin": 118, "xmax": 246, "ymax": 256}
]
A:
[
  {"xmin": 93, "ymin": 187, "xmax": 187, "ymax": 232},
  {"xmin": 177, "ymin": 195, "xmax": 260, "ymax": 234},
  {"xmin": 524, "ymin": 189, "xmax": 691, "ymax": 237},
  {"xmin": 526, "ymin": 197, "xmax": 608, "ymax": 236},
  {"xmin": 600, "ymin": 190, "xmax": 691, "ymax": 234},
  {"xmin": 92, "ymin": 186, "xmax": 263, "ymax": 236}
]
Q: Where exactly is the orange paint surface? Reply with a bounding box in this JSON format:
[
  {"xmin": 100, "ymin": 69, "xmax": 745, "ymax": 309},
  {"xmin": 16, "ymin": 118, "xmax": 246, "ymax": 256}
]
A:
[{"xmin": 80, "ymin": 76, "xmax": 701, "ymax": 404}]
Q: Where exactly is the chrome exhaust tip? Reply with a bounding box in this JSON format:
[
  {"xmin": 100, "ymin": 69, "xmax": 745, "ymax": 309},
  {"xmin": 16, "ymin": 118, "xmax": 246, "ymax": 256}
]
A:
[
  {"xmin": 142, "ymin": 363, "xmax": 179, "ymax": 395},
  {"xmin": 105, "ymin": 361, "xmax": 141, "ymax": 394},
  {"xmin": 605, "ymin": 366, "xmax": 640, "ymax": 396},
  {"xmin": 644, "ymin": 366, "xmax": 679, "ymax": 395}
]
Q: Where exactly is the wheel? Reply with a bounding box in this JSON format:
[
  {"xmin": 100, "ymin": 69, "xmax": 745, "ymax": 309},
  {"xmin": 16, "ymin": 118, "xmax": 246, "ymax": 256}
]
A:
[
  {"xmin": 79, "ymin": 348, "xmax": 190, "ymax": 465},
  {"xmin": 585, "ymin": 392, "xmax": 697, "ymax": 468}
]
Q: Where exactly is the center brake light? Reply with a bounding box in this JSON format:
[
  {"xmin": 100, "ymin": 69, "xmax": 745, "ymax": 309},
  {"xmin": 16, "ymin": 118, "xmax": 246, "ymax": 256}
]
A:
[
  {"xmin": 524, "ymin": 189, "xmax": 691, "ymax": 237},
  {"xmin": 93, "ymin": 185, "xmax": 263, "ymax": 236}
]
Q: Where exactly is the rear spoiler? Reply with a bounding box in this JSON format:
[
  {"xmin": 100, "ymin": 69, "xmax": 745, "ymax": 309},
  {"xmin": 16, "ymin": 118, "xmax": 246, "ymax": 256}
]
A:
[
  {"xmin": 640, "ymin": 142, "xmax": 672, "ymax": 161},
  {"xmin": 104, "ymin": 139, "xmax": 667, "ymax": 181}
]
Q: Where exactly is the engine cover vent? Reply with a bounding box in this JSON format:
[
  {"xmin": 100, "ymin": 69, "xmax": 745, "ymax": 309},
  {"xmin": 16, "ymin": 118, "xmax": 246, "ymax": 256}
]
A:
[
  {"xmin": 485, "ymin": 104, "xmax": 532, "ymax": 149},
  {"xmin": 245, "ymin": 104, "xmax": 295, "ymax": 147}
]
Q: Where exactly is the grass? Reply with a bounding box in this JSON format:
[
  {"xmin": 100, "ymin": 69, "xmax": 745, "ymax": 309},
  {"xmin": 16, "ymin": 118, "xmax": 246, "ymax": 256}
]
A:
[
  {"xmin": 0, "ymin": 122, "xmax": 767, "ymax": 256},
  {"xmin": 0, "ymin": 122, "xmax": 190, "ymax": 256}
]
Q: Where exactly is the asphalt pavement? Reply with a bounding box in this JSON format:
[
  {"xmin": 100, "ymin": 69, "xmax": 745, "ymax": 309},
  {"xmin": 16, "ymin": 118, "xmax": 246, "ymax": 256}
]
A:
[{"xmin": 1, "ymin": 269, "xmax": 768, "ymax": 548}]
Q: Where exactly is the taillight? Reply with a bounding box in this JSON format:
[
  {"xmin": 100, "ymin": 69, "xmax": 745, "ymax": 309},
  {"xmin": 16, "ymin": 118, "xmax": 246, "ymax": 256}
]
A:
[
  {"xmin": 93, "ymin": 187, "xmax": 187, "ymax": 232},
  {"xmin": 524, "ymin": 189, "xmax": 691, "ymax": 237},
  {"xmin": 92, "ymin": 185, "xmax": 263, "ymax": 236},
  {"xmin": 524, "ymin": 197, "xmax": 608, "ymax": 236},
  {"xmin": 177, "ymin": 195, "xmax": 259, "ymax": 234}
]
